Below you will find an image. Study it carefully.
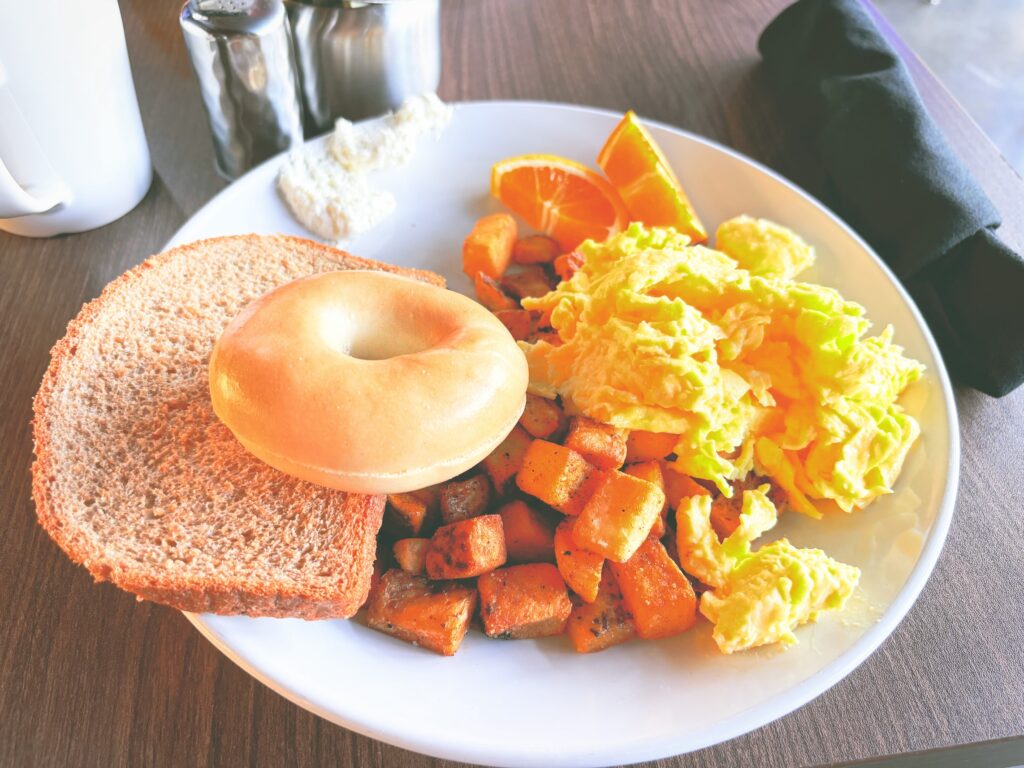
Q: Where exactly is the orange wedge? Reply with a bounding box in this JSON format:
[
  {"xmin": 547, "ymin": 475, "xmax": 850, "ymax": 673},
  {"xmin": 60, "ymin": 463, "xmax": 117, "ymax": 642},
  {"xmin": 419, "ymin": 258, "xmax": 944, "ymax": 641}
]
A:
[
  {"xmin": 597, "ymin": 111, "xmax": 707, "ymax": 243},
  {"xmin": 491, "ymin": 155, "xmax": 629, "ymax": 251}
]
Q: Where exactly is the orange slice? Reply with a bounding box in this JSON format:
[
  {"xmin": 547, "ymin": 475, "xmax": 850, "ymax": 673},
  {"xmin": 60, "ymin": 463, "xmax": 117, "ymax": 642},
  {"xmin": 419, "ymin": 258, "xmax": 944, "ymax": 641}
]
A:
[
  {"xmin": 491, "ymin": 154, "xmax": 629, "ymax": 251},
  {"xmin": 597, "ymin": 111, "xmax": 707, "ymax": 243}
]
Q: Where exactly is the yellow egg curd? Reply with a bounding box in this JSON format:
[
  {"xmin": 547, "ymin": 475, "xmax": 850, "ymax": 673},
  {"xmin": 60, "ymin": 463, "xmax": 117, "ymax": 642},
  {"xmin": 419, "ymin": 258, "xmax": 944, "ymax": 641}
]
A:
[{"xmin": 521, "ymin": 221, "xmax": 923, "ymax": 516}]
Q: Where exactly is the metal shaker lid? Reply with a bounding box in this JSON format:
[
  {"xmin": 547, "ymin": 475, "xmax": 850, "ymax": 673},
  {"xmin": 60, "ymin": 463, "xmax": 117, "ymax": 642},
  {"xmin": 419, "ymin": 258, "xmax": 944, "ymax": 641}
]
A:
[{"xmin": 182, "ymin": 0, "xmax": 288, "ymax": 36}]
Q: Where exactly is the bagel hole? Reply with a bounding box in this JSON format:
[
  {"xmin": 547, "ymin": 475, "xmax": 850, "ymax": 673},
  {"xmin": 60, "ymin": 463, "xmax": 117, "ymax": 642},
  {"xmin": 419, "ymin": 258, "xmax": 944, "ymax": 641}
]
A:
[
  {"xmin": 319, "ymin": 308, "xmax": 438, "ymax": 361},
  {"xmin": 348, "ymin": 328, "xmax": 432, "ymax": 360}
]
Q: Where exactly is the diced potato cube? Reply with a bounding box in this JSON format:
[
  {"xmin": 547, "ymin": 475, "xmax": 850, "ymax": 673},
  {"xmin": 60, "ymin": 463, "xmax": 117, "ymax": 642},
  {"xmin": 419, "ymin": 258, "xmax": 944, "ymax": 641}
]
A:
[
  {"xmin": 625, "ymin": 431, "xmax": 678, "ymax": 463},
  {"xmin": 494, "ymin": 309, "xmax": 533, "ymax": 340},
  {"xmin": 393, "ymin": 538, "xmax": 429, "ymax": 574},
  {"xmin": 610, "ymin": 539, "xmax": 697, "ymax": 640},
  {"xmin": 440, "ymin": 474, "xmax": 492, "ymax": 525},
  {"xmin": 501, "ymin": 265, "xmax": 555, "ymax": 300},
  {"xmin": 519, "ymin": 393, "xmax": 566, "ymax": 439},
  {"xmin": 516, "ymin": 439, "xmax": 593, "ymax": 510},
  {"xmin": 622, "ymin": 462, "xmax": 666, "ymax": 487},
  {"xmin": 499, "ymin": 500, "xmax": 556, "ymax": 563},
  {"xmin": 482, "ymin": 426, "xmax": 532, "ymax": 493},
  {"xmin": 661, "ymin": 462, "xmax": 711, "ymax": 510},
  {"xmin": 474, "ymin": 272, "xmax": 518, "ymax": 312},
  {"xmin": 553, "ymin": 465, "xmax": 606, "ymax": 516},
  {"xmin": 572, "ymin": 471, "xmax": 665, "ymax": 562},
  {"xmin": 564, "ymin": 416, "xmax": 628, "ymax": 470},
  {"xmin": 553, "ymin": 250, "xmax": 585, "ymax": 282},
  {"xmin": 463, "ymin": 212, "xmax": 516, "ymax": 279},
  {"xmin": 554, "ymin": 519, "xmax": 604, "ymax": 602},
  {"xmin": 513, "ymin": 234, "xmax": 561, "ymax": 265},
  {"xmin": 384, "ymin": 491, "xmax": 439, "ymax": 537},
  {"xmin": 624, "ymin": 461, "xmax": 669, "ymax": 539},
  {"xmin": 426, "ymin": 514, "xmax": 507, "ymax": 580},
  {"xmin": 566, "ymin": 569, "xmax": 636, "ymax": 653},
  {"xmin": 573, "ymin": 473, "xmax": 667, "ymax": 561},
  {"xmin": 366, "ymin": 569, "xmax": 477, "ymax": 656},
  {"xmin": 477, "ymin": 563, "xmax": 572, "ymax": 639}
]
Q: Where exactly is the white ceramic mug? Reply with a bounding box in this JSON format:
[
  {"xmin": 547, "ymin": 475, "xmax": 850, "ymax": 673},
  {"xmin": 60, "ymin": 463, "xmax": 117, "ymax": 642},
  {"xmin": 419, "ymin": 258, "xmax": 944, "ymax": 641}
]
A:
[{"xmin": 0, "ymin": 0, "xmax": 152, "ymax": 238}]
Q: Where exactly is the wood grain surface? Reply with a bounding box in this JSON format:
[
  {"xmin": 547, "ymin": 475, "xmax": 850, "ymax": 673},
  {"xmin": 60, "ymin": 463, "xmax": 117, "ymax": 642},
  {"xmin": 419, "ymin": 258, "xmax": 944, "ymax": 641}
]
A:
[{"xmin": 2, "ymin": 1, "xmax": 1023, "ymax": 767}]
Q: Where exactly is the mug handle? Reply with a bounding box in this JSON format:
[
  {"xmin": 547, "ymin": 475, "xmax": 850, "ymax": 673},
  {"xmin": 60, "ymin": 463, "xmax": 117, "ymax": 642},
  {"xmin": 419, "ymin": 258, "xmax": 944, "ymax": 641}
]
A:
[{"xmin": 0, "ymin": 58, "xmax": 69, "ymax": 218}]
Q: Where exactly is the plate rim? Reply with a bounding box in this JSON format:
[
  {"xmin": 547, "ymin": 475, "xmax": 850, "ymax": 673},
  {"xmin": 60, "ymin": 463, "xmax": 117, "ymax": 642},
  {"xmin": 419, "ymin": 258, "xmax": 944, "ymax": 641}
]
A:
[{"xmin": 172, "ymin": 99, "xmax": 961, "ymax": 767}]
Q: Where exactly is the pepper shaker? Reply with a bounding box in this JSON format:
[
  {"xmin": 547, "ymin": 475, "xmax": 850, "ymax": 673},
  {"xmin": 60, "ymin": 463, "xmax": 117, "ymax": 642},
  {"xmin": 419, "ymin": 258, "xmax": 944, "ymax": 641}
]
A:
[
  {"xmin": 285, "ymin": 0, "xmax": 441, "ymax": 134},
  {"xmin": 180, "ymin": 0, "xmax": 305, "ymax": 179}
]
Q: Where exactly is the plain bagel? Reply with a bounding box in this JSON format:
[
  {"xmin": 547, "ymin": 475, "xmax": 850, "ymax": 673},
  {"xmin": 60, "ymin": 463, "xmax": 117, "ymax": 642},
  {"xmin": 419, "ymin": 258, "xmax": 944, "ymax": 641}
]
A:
[{"xmin": 209, "ymin": 270, "xmax": 529, "ymax": 493}]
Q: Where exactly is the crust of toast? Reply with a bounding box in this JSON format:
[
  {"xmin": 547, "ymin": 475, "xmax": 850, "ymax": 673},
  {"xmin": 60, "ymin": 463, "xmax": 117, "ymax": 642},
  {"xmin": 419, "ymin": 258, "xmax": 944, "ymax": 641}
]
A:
[{"xmin": 32, "ymin": 234, "xmax": 445, "ymax": 619}]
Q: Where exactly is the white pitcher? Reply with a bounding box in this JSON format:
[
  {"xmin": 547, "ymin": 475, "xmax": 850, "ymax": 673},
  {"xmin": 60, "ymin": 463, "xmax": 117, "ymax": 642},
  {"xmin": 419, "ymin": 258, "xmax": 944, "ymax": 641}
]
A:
[{"xmin": 0, "ymin": 0, "xmax": 152, "ymax": 237}]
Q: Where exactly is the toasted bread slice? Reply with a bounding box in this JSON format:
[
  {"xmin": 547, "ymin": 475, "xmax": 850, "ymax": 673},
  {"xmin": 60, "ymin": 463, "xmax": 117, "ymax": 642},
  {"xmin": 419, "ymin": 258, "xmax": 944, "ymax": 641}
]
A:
[{"xmin": 32, "ymin": 234, "xmax": 444, "ymax": 619}]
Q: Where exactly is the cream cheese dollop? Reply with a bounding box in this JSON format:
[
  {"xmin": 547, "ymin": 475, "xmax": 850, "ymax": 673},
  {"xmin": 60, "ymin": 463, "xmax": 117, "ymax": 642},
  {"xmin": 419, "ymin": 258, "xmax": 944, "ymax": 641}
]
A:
[{"xmin": 277, "ymin": 93, "xmax": 452, "ymax": 242}]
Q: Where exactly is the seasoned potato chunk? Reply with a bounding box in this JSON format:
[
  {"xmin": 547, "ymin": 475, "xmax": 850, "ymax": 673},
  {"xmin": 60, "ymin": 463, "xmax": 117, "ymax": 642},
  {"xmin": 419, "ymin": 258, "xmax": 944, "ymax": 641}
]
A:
[
  {"xmin": 553, "ymin": 464, "xmax": 606, "ymax": 516},
  {"xmin": 478, "ymin": 563, "xmax": 572, "ymax": 639},
  {"xmin": 366, "ymin": 569, "xmax": 478, "ymax": 656},
  {"xmin": 393, "ymin": 538, "xmax": 429, "ymax": 574},
  {"xmin": 516, "ymin": 439, "xmax": 594, "ymax": 511},
  {"xmin": 625, "ymin": 430, "xmax": 678, "ymax": 463},
  {"xmin": 564, "ymin": 416, "xmax": 628, "ymax": 470},
  {"xmin": 519, "ymin": 393, "xmax": 566, "ymax": 439},
  {"xmin": 624, "ymin": 460, "xmax": 669, "ymax": 539},
  {"xmin": 572, "ymin": 471, "xmax": 665, "ymax": 562},
  {"xmin": 482, "ymin": 426, "xmax": 532, "ymax": 493},
  {"xmin": 474, "ymin": 271, "xmax": 518, "ymax": 312},
  {"xmin": 554, "ymin": 519, "xmax": 604, "ymax": 602},
  {"xmin": 501, "ymin": 265, "xmax": 555, "ymax": 300},
  {"xmin": 610, "ymin": 539, "xmax": 697, "ymax": 640},
  {"xmin": 513, "ymin": 234, "xmax": 561, "ymax": 265},
  {"xmin": 567, "ymin": 569, "xmax": 636, "ymax": 653},
  {"xmin": 425, "ymin": 514, "xmax": 507, "ymax": 580},
  {"xmin": 384, "ymin": 489, "xmax": 440, "ymax": 538},
  {"xmin": 660, "ymin": 462, "xmax": 711, "ymax": 510},
  {"xmin": 463, "ymin": 212, "xmax": 516, "ymax": 279},
  {"xmin": 499, "ymin": 500, "xmax": 556, "ymax": 563},
  {"xmin": 440, "ymin": 474, "xmax": 492, "ymax": 525}
]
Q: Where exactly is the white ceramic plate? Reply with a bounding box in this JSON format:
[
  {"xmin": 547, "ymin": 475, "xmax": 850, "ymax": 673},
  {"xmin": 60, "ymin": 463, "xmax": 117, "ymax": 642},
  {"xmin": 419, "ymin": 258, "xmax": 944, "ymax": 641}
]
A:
[{"xmin": 166, "ymin": 101, "xmax": 959, "ymax": 768}]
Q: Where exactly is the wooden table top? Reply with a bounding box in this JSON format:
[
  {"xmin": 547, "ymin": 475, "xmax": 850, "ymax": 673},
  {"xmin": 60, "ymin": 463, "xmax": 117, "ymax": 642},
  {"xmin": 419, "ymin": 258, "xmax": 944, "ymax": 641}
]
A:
[{"xmin": 3, "ymin": 1, "xmax": 1023, "ymax": 766}]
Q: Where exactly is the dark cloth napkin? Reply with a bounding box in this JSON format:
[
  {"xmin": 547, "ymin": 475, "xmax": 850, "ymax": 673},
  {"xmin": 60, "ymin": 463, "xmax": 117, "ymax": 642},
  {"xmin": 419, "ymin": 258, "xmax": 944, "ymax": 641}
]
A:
[{"xmin": 759, "ymin": 0, "xmax": 1024, "ymax": 397}]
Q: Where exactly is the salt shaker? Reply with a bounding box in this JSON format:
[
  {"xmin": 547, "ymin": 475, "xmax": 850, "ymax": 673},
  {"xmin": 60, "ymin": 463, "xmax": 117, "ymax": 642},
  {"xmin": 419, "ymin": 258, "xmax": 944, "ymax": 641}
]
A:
[{"xmin": 180, "ymin": 0, "xmax": 305, "ymax": 179}]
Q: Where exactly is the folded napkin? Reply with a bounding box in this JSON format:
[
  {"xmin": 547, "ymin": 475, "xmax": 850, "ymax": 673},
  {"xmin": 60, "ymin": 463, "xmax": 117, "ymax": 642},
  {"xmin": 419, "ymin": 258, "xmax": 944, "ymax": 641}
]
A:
[{"xmin": 759, "ymin": 0, "xmax": 1024, "ymax": 397}]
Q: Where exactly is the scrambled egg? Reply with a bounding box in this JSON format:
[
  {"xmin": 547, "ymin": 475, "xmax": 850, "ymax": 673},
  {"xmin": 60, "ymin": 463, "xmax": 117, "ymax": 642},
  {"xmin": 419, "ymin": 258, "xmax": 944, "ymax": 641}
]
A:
[
  {"xmin": 521, "ymin": 222, "xmax": 923, "ymax": 514},
  {"xmin": 715, "ymin": 215, "xmax": 815, "ymax": 279},
  {"xmin": 677, "ymin": 489, "xmax": 861, "ymax": 654},
  {"xmin": 675, "ymin": 486, "xmax": 778, "ymax": 589}
]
